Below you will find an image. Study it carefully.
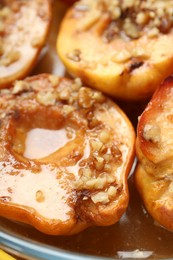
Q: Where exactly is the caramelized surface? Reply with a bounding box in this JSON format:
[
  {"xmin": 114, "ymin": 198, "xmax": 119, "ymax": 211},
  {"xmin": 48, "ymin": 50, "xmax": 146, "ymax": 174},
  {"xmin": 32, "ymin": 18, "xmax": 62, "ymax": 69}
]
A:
[
  {"xmin": 0, "ymin": 74, "xmax": 135, "ymax": 235},
  {"xmin": 1, "ymin": 1, "xmax": 173, "ymax": 258},
  {"xmin": 57, "ymin": 0, "xmax": 173, "ymax": 101},
  {"xmin": 0, "ymin": 0, "xmax": 52, "ymax": 88},
  {"xmin": 135, "ymin": 76, "xmax": 173, "ymax": 231},
  {"xmin": 2, "ymin": 176, "xmax": 173, "ymax": 259}
]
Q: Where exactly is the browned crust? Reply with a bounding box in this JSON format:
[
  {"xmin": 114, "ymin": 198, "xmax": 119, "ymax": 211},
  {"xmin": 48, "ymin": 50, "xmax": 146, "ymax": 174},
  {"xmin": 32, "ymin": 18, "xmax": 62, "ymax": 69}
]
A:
[{"xmin": 135, "ymin": 75, "xmax": 173, "ymax": 231}]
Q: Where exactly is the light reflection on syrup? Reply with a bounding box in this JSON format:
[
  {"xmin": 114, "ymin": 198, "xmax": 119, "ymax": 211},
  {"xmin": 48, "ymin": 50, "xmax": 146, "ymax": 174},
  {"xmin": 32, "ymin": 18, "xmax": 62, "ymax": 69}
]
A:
[
  {"xmin": 24, "ymin": 127, "xmax": 75, "ymax": 159},
  {"xmin": 66, "ymin": 138, "xmax": 90, "ymax": 175}
]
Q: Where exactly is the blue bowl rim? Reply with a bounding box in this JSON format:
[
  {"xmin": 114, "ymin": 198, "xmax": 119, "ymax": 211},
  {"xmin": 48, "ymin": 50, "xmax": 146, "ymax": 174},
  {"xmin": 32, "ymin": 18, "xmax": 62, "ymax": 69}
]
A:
[{"xmin": 0, "ymin": 226, "xmax": 112, "ymax": 260}]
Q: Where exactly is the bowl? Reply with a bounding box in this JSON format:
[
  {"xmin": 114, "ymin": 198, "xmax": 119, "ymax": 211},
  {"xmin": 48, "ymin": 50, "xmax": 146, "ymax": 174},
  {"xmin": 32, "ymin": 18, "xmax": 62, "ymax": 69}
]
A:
[{"xmin": 1, "ymin": 1, "xmax": 173, "ymax": 259}]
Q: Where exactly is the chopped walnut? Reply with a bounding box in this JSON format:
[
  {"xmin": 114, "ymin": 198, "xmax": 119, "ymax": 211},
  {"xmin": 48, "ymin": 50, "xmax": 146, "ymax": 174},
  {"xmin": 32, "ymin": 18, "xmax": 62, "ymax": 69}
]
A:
[
  {"xmin": 62, "ymin": 105, "xmax": 75, "ymax": 115},
  {"xmin": 90, "ymin": 139, "xmax": 103, "ymax": 152},
  {"xmin": 12, "ymin": 81, "xmax": 30, "ymax": 94},
  {"xmin": 78, "ymin": 87, "xmax": 94, "ymax": 108},
  {"xmin": 48, "ymin": 75, "xmax": 60, "ymax": 87},
  {"xmin": 35, "ymin": 190, "xmax": 45, "ymax": 202},
  {"xmin": 123, "ymin": 18, "xmax": 139, "ymax": 39},
  {"xmin": 59, "ymin": 87, "xmax": 71, "ymax": 101},
  {"xmin": 72, "ymin": 78, "xmax": 82, "ymax": 91},
  {"xmin": 111, "ymin": 49, "xmax": 131, "ymax": 63},
  {"xmin": 91, "ymin": 191, "xmax": 109, "ymax": 204},
  {"xmin": 99, "ymin": 129, "xmax": 110, "ymax": 143},
  {"xmin": 1, "ymin": 50, "xmax": 21, "ymax": 66},
  {"xmin": 107, "ymin": 186, "xmax": 117, "ymax": 198},
  {"xmin": 94, "ymin": 155, "xmax": 105, "ymax": 171},
  {"xmin": 31, "ymin": 36, "xmax": 43, "ymax": 48},
  {"xmin": 0, "ymin": 7, "xmax": 11, "ymax": 18},
  {"xmin": 143, "ymin": 124, "xmax": 161, "ymax": 143},
  {"xmin": 75, "ymin": 0, "xmax": 173, "ymax": 41},
  {"xmin": 67, "ymin": 49, "xmax": 81, "ymax": 62},
  {"xmin": 36, "ymin": 90, "xmax": 57, "ymax": 106}
]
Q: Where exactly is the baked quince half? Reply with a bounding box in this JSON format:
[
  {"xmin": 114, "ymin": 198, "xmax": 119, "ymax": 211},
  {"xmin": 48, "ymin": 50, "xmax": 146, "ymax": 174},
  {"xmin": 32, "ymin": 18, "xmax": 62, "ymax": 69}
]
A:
[
  {"xmin": 135, "ymin": 75, "xmax": 173, "ymax": 231},
  {"xmin": 0, "ymin": 0, "xmax": 52, "ymax": 88},
  {"xmin": 57, "ymin": 0, "xmax": 173, "ymax": 101},
  {"xmin": 0, "ymin": 74, "xmax": 135, "ymax": 235}
]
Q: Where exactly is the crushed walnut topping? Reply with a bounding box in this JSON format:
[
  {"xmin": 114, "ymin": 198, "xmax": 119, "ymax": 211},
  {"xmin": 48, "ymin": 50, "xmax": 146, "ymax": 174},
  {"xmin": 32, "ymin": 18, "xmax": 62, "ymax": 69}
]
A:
[
  {"xmin": 74, "ymin": 0, "xmax": 173, "ymax": 41},
  {"xmin": 12, "ymin": 80, "xmax": 31, "ymax": 94},
  {"xmin": 0, "ymin": 50, "xmax": 21, "ymax": 66},
  {"xmin": 143, "ymin": 124, "xmax": 161, "ymax": 143},
  {"xmin": 75, "ymin": 133, "xmax": 122, "ymax": 204},
  {"xmin": 31, "ymin": 36, "xmax": 43, "ymax": 48},
  {"xmin": 36, "ymin": 90, "xmax": 57, "ymax": 106},
  {"xmin": 67, "ymin": 49, "xmax": 81, "ymax": 62},
  {"xmin": 35, "ymin": 190, "xmax": 45, "ymax": 202}
]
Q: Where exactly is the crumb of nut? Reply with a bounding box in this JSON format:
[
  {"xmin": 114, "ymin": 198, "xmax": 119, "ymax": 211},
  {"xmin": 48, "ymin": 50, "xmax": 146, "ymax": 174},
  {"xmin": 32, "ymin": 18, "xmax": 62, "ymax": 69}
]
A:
[
  {"xmin": 123, "ymin": 18, "xmax": 139, "ymax": 39},
  {"xmin": 78, "ymin": 87, "xmax": 94, "ymax": 108},
  {"xmin": 59, "ymin": 87, "xmax": 71, "ymax": 101},
  {"xmin": 111, "ymin": 6, "xmax": 121, "ymax": 20},
  {"xmin": 143, "ymin": 124, "xmax": 161, "ymax": 143},
  {"xmin": 168, "ymin": 182, "xmax": 173, "ymax": 193},
  {"xmin": 90, "ymin": 139, "xmax": 103, "ymax": 152},
  {"xmin": 1, "ymin": 51, "xmax": 21, "ymax": 66},
  {"xmin": 31, "ymin": 37, "xmax": 43, "ymax": 48},
  {"xmin": 91, "ymin": 191, "xmax": 109, "ymax": 204},
  {"xmin": 36, "ymin": 91, "xmax": 57, "ymax": 106},
  {"xmin": 104, "ymin": 163, "xmax": 112, "ymax": 172},
  {"xmin": 35, "ymin": 190, "xmax": 45, "ymax": 203},
  {"xmin": 132, "ymin": 47, "xmax": 149, "ymax": 59},
  {"xmin": 82, "ymin": 167, "xmax": 92, "ymax": 178},
  {"xmin": 167, "ymin": 114, "xmax": 173, "ymax": 122},
  {"xmin": 72, "ymin": 78, "xmax": 82, "ymax": 91},
  {"xmin": 111, "ymin": 144, "xmax": 122, "ymax": 159},
  {"xmin": 147, "ymin": 27, "xmax": 159, "ymax": 38},
  {"xmin": 103, "ymin": 154, "xmax": 112, "ymax": 162},
  {"xmin": 136, "ymin": 12, "xmax": 149, "ymax": 25},
  {"xmin": 66, "ymin": 126, "xmax": 75, "ymax": 139},
  {"xmin": 85, "ymin": 179, "xmax": 97, "ymax": 189},
  {"xmin": 48, "ymin": 75, "xmax": 60, "ymax": 87},
  {"xmin": 62, "ymin": 105, "xmax": 75, "ymax": 115},
  {"xmin": 107, "ymin": 186, "xmax": 117, "ymax": 198},
  {"xmin": 94, "ymin": 155, "xmax": 105, "ymax": 171},
  {"xmin": 107, "ymin": 175, "xmax": 116, "ymax": 183},
  {"xmin": 82, "ymin": 0, "xmax": 173, "ymax": 42},
  {"xmin": 99, "ymin": 129, "xmax": 110, "ymax": 143},
  {"xmin": 0, "ymin": 89, "xmax": 11, "ymax": 95},
  {"xmin": 75, "ymin": 179, "xmax": 83, "ymax": 189},
  {"xmin": 88, "ymin": 116, "xmax": 100, "ymax": 129},
  {"xmin": 92, "ymin": 91, "xmax": 105, "ymax": 103},
  {"xmin": 0, "ymin": 7, "xmax": 11, "ymax": 18},
  {"xmin": 111, "ymin": 50, "xmax": 131, "ymax": 63},
  {"xmin": 12, "ymin": 80, "xmax": 30, "ymax": 94},
  {"xmin": 67, "ymin": 49, "xmax": 81, "ymax": 62},
  {"xmin": 96, "ymin": 176, "xmax": 108, "ymax": 189}
]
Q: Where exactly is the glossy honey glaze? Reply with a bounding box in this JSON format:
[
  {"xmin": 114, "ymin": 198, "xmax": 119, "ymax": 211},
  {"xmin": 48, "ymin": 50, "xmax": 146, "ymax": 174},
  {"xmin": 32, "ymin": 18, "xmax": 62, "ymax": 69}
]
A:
[{"xmin": 1, "ymin": 1, "xmax": 173, "ymax": 259}]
